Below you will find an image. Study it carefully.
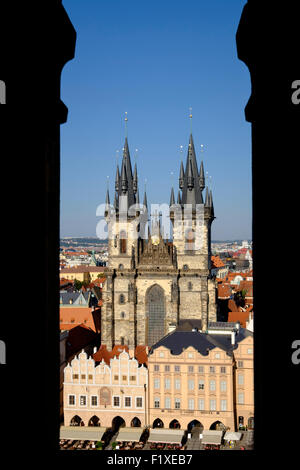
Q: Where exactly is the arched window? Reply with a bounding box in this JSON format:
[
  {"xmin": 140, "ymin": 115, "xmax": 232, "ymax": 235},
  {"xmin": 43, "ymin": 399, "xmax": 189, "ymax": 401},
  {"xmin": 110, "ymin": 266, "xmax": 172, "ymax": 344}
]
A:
[
  {"xmin": 118, "ymin": 264, "xmax": 124, "ymax": 270},
  {"xmin": 119, "ymin": 294, "xmax": 125, "ymax": 304},
  {"xmin": 146, "ymin": 285, "xmax": 165, "ymax": 347},
  {"xmin": 120, "ymin": 230, "xmax": 127, "ymax": 254},
  {"xmin": 121, "ymin": 311, "xmax": 125, "ymax": 318},
  {"xmin": 188, "ymin": 282, "xmax": 193, "ymax": 291}
]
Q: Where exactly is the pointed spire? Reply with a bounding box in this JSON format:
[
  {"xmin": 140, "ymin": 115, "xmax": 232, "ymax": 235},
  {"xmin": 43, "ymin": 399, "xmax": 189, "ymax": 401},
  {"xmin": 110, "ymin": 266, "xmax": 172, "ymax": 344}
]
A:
[
  {"xmin": 121, "ymin": 159, "xmax": 128, "ymax": 193},
  {"xmin": 143, "ymin": 190, "xmax": 148, "ymax": 210},
  {"xmin": 133, "ymin": 163, "xmax": 138, "ymax": 193},
  {"xmin": 105, "ymin": 188, "xmax": 110, "ymax": 216},
  {"xmin": 187, "ymin": 159, "xmax": 194, "ymax": 190},
  {"xmin": 170, "ymin": 187, "xmax": 175, "ymax": 206},
  {"xmin": 114, "ymin": 191, "xmax": 119, "ymax": 211},
  {"xmin": 204, "ymin": 186, "xmax": 210, "ymax": 207},
  {"xmin": 179, "ymin": 161, "xmax": 184, "ymax": 189},
  {"xmin": 136, "ymin": 188, "xmax": 140, "ymax": 205},
  {"xmin": 177, "ymin": 190, "xmax": 181, "ymax": 205},
  {"xmin": 209, "ymin": 189, "xmax": 214, "ymax": 217},
  {"xmin": 105, "ymin": 188, "xmax": 110, "ymax": 205},
  {"xmin": 115, "ymin": 165, "xmax": 120, "ymax": 192},
  {"xmin": 199, "ymin": 161, "xmax": 205, "ymax": 191},
  {"xmin": 180, "ymin": 132, "xmax": 204, "ymax": 208}
]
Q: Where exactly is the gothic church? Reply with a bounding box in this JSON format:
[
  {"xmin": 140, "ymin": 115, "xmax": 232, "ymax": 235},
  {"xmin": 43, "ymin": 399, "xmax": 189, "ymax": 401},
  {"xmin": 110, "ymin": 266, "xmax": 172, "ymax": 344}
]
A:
[{"xmin": 101, "ymin": 129, "xmax": 217, "ymax": 350}]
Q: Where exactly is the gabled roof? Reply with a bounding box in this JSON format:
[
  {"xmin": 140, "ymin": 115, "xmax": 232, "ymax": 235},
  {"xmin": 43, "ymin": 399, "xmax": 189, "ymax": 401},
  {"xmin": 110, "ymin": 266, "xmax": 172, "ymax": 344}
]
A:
[
  {"xmin": 60, "ymin": 291, "xmax": 90, "ymax": 306},
  {"xmin": 149, "ymin": 326, "xmax": 252, "ymax": 356},
  {"xmin": 66, "ymin": 323, "xmax": 99, "ymax": 358}
]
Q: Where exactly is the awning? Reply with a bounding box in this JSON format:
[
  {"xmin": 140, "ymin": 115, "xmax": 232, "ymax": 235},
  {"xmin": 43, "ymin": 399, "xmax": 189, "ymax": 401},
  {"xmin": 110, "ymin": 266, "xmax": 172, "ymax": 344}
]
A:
[
  {"xmin": 201, "ymin": 430, "xmax": 223, "ymax": 445},
  {"xmin": 148, "ymin": 428, "xmax": 184, "ymax": 444},
  {"xmin": 60, "ymin": 426, "xmax": 107, "ymax": 441},
  {"xmin": 116, "ymin": 428, "xmax": 144, "ymax": 442},
  {"xmin": 224, "ymin": 431, "xmax": 242, "ymax": 441}
]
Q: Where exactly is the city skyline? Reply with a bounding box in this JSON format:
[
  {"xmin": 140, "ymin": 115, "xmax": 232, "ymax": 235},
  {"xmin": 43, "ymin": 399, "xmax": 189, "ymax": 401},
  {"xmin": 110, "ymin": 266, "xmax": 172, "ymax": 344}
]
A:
[{"xmin": 60, "ymin": 0, "xmax": 251, "ymax": 240}]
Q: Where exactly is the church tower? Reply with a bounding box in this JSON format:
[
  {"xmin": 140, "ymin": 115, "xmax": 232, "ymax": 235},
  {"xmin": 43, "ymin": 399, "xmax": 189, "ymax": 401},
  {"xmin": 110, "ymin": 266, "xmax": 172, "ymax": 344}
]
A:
[
  {"xmin": 101, "ymin": 114, "xmax": 217, "ymax": 351},
  {"xmin": 101, "ymin": 114, "xmax": 142, "ymax": 350},
  {"xmin": 169, "ymin": 122, "xmax": 216, "ymax": 331}
]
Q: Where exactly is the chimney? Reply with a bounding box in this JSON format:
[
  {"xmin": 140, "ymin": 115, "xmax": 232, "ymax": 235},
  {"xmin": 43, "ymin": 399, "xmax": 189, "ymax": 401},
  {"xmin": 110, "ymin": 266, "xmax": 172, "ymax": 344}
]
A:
[{"xmin": 231, "ymin": 331, "xmax": 236, "ymax": 345}]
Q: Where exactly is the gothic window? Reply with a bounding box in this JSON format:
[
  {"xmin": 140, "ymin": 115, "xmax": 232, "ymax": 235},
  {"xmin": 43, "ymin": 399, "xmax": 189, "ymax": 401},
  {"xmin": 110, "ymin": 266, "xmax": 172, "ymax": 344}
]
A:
[
  {"xmin": 119, "ymin": 294, "xmax": 125, "ymax": 304},
  {"xmin": 121, "ymin": 312, "xmax": 125, "ymax": 319},
  {"xmin": 183, "ymin": 264, "xmax": 189, "ymax": 271},
  {"xmin": 120, "ymin": 230, "xmax": 127, "ymax": 254},
  {"xmin": 118, "ymin": 264, "xmax": 124, "ymax": 270},
  {"xmin": 188, "ymin": 282, "xmax": 193, "ymax": 291},
  {"xmin": 146, "ymin": 285, "xmax": 165, "ymax": 347},
  {"xmin": 120, "ymin": 337, "xmax": 125, "ymax": 345}
]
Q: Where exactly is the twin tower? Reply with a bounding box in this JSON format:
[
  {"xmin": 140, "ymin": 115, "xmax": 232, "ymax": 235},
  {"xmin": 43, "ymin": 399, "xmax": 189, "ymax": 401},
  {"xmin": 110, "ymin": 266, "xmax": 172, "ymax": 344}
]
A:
[{"xmin": 101, "ymin": 129, "xmax": 217, "ymax": 350}]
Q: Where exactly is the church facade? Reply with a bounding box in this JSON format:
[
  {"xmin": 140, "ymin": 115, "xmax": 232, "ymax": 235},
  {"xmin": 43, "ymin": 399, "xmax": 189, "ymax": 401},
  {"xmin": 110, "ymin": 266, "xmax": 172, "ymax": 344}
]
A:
[{"xmin": 101, "ymin": 131, "xmax": 217, "ymax": 350}]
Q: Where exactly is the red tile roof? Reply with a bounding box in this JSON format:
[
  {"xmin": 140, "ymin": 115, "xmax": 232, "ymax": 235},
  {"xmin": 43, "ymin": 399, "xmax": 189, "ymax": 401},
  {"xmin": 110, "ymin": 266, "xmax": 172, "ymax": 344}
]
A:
[
  {"xmin": 228, "ymin": 311, "xmax": 250, "ymax": 328},
  {"xmin": 217, "ymin": 284, "xmax": 232, "ymax": 298},
  {"xmin": 92, "ymin": 344, "xmax": 148, "ymax": 366},
  {"xmin": 211, "ymin": 256, "xmax": 225, "ymax": 268}
]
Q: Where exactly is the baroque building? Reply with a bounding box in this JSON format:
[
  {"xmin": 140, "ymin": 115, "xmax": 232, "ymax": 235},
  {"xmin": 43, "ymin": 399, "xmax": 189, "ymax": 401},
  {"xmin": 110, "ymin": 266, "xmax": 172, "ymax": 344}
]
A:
[{"xmin": 101, "ymin": 127, "xmax": 217, "ymax": 350}]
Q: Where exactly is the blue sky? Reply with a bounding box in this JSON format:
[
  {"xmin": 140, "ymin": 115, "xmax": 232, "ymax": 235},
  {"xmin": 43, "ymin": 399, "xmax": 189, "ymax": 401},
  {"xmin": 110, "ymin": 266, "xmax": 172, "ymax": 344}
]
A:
[{"xmin": 61, "ymin": 0, "xmax": 251, "ymax": 240}]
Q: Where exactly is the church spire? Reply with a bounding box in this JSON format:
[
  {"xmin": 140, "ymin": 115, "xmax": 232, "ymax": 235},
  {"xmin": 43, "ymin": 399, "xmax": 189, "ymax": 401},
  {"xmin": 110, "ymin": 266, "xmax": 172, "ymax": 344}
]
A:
[
  {"xmin": 179, "ymin": 161, "xmax": 184, "ymax": 189},
  {"xmin": 121, "ymin": 158, "xmax": 128, "ymax": 193},
  {"xmin": 180, "ymin": 131, "xmax": 204, "ymax": 209},
  {"xmin": 204, "ymin": 186, "xmax": 210, "ymax": 207},
  {"xmin": 105, "ymin": 188, "xmax": 110, "ymax": 216},
  {"xmin": 133, "ymin": 163, "xmax": 138, "ymax": 193},
  {"xmin": 199, "ymin": 160, "xmax": 205, "ymax": 191},
  {"xmin": 170, "ymin": 186, "xmax": 175, "ymax": 206},
  {"xmin": 115, "ymin": 165, "xmax": 120, "ymax": 192},
  {"xmin": 209, "ymin": 189, "xmax": 215, "ymax": 217},
  {"xmin": 115, "ymin": 113, "xmax": 136, "ymax": 209},
  {"xmin": 177, "ymin": 190, "xmax": 181, "ymax": 205},
  {"xmin": 143, "ymin": 189, "xmax": 148, "ymax": 210}
]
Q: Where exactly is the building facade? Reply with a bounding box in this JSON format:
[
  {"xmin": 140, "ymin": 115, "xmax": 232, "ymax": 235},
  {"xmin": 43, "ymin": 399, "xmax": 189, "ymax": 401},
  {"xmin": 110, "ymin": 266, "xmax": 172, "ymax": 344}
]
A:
[
  {"xmin": 101, "ymin": 131, "xmax": 217, "ymax": 350},
  {"xmin": 147, "ymin": 326, "xmax": 254, "ymax": 432},
  {"xmin": 63, "ymin": 350, "xmax": 148, "ymax": 428}
]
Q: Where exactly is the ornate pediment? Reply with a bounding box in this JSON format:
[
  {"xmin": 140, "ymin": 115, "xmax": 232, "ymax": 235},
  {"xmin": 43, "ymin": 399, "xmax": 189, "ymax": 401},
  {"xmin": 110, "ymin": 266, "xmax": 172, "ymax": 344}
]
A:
[{"xmin": 138, "ymin": 237, "xmax": 176, "ymax": 268}]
